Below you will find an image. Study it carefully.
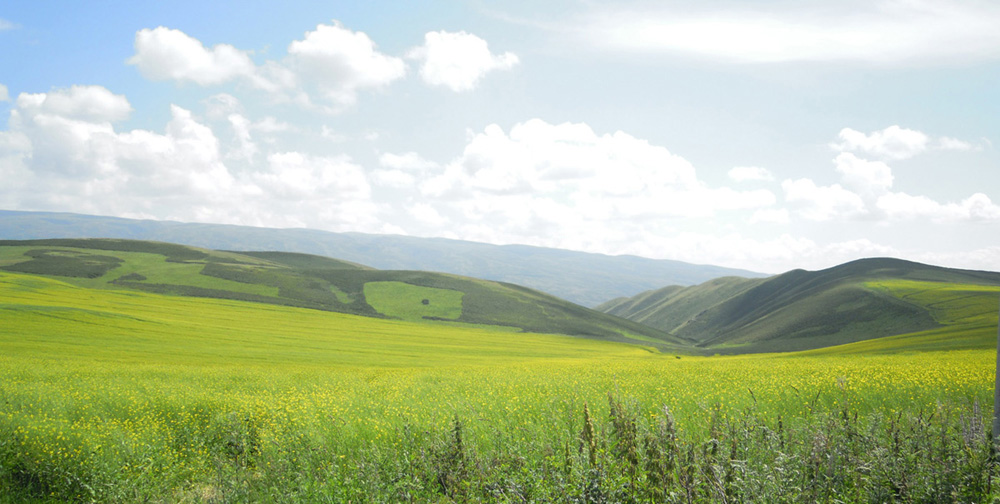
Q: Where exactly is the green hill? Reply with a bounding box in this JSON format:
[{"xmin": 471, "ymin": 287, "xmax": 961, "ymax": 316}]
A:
[
  {"xmin": 598, "ymin": 276, "xmax": 766, "ymax": 334},
  {"xmin": 0, "ymin": 210, "xmax": 766, "ymax": 306},
  {"xmin": 0, "ymin": 238, "xmax": 682, "ymax": 347},
  {"xmin": 598, "ymin": 257, "xmax": 1000, "ymax": 353}
]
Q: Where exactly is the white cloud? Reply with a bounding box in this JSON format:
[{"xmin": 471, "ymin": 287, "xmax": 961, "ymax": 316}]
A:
[
  {"xmin": 936, "ymin": 136, "xmax": 979, "ymax": 152},
  {"xmin": 0, "ymin": 18, "xmax": 17, "ymax": 31},
  {"xmin": 128, "ymin": 22, "xmax": 405, "ymax": 111},
  {"xmin": 604, "ymin": 232, "xmax": 902, "ymax": 274},
  {"xmin": 409, "ymin": 202, "xmax": 448, "ymax": 228},
  {"xmin": 225, "ymin": 114, "xmax": 258, "ymax": 163},
  {"xmin": 833, "ymin": 152, "xmax": 893, "ymax": 198},
  {"xmin": 252, "ymin": 117, "xmax": 290, "ymax": 133},
  {"xmin": 782, "ymin": 178, "xmax": 866, "ymax": 221},
  {"xmin": 749, "ymin": 208, "xmax": 789, "ymax": 224},
  {"xmin": 388, "ymin": 119, "xmax": 780, "ymax": 262},
  {"xmin": 422, "ymin": 119, "xmax": 705, "ymax": 200},
  {"xmin": 286, "ymin": 22, "xmax": 406, "ymax": 107},
  {"xmin": 0, "ymin": 84, "xmax": 8, "ymax": 102},
  {"xmin": 0, "ymin": 85, "xmax": 380, "ymax": 231},
  {"xmin": 16, "ymin": 85, "xmax": 132, "ymax": 123},
  {"xmin": 373, "ymin": 151, "xmax": 440, "ymax": 188},
  {"xmin": 878, "ymin": 192, "xmax": 1000, "ymax": 222},
  {"xmin": 128, "ymin": 27, "xmax": 256, "ymax": 86},
  {"xmin": 833, "ymin": 125, "xmax": 929, "ymax": 160},
  {"xmin": 4, "ymin": 84, "xmax": 995, "ymax": 274},
  {"xmin": 253, "ymin": 152, "xmax": 370, "ymax": 201},
  {"xmin": 728, "ymin": 165, "xmax": 773, "ymax": 182},
  {"xmin": 203, "ymin": 93, "xmax": 243, "ymax": 120},
  {"xmin": 379, "ymin": 151, "xmax": 439, "ymax": 171},
  {"xmin": 577, "ymin": 1, "xmax": 1000, "ymax": 65},
  {"xmin": 409, "ymin": 30, "xmax": 519, "ymax": 92},
  {"xmin": 915, "ymin": 247, "xmax": 1000, "ymax": 273}
]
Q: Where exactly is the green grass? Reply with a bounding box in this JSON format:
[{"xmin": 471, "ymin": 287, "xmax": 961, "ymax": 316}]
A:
[
  {"xmin": 602, "ymin": 257, "xmax": 1000, "ymax": 354},
  {"xmin": 364, "ymin": 281, "xmax": 464, "ymax": 321},
  {"xmin": 802, "ymin": 279, "xmax": 1000, "ymax": 355},
  {"xmin": 1, "ymin": 269, "xmax": 998, "ymax": 501},
  {"xmin": 0, "ymin": 239, "xmax": 678, "ymax": 343},
  {"xmin": 0, "ymin": 245, "xmax": 280, "ymax": 297},
  {"xmin": 2, "ymin": 246, "xmax": 1000, "ymax": 501},
  {"xmin": 0, "ymin": 272, "xmax": 630, "ymax": 367},
  {"xmin": 868, "ymin": 278, "xmax": 1000, "ymax": 326}
]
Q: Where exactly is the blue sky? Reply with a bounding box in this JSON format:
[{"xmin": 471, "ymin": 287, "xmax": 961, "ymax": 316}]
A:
[{"xmin": 1, "ymin": 0, "xmax": 998, "ymax": 273}]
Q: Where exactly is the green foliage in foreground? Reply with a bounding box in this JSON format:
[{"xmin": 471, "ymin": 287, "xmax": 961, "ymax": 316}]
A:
[{"xmin": 1, "ymin": 270, "xmax": 998, "ymax": 502}]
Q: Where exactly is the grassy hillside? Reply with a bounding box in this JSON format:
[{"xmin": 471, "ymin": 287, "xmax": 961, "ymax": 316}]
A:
[
  {"xmin": 0, "ymin": 270, "xmax": 644, "ymax": 367},
  {"xmin": 0, "ymin": 209, "xmax": 767, "ymax": 306},
  {"xmin": 600, "ymin": 257, "xmax": 1000, "ymax": 353},
  {"xmin": 597, "ymin": 276, "xmax": 765, "ymax": 334},
  {"xmin": 0, "ymin": 267, "xmax": 995, "ymax": 501},
  {"xmin": 0, "ymin": 238, "xmax": 681, "ymax": 345},
  {"xmin": 801, "ymin": 278, "xmax": 1000, "ymax": 355}
]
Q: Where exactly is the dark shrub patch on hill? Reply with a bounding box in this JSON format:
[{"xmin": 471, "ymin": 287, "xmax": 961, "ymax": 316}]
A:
[
  {"xmin": 0, "ymin": 239, "xmax": 208, "ymax": 263},
  {"xmin": 1, "ymin": 249, "xmax": 123, "ymax": 279}
]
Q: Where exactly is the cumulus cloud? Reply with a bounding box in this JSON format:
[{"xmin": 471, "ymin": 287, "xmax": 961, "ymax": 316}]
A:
[
  {"xmin": 128, "ymin": 27, "xmax": 256, "ymax": 86},
  {"xmin": 781, "ymin": 126, "xmax": 999, "ymax": 224},
  {"xmin": 253, "ymin": 152, "xmax": 370, "ymax": 201},
  {"xmin": 782, "ymin": 178, "xmax": 866, "ymax": 221},
  {"xmin": 832, "ymin": 125, "xmax": 987, "ymax": 159},
  {"xmin": 128, "ymin": 22, "xmax": 405, "ymax": 110},
  {"xmin": 576, "ymin": 1, "xmax": 1000, "ymax": 65},
  {"xmin": 4, "ymin": 85, "xmax": 996, "ymax": 273},
  {"xmin": 833, "ymin": 152, "xmax": 893, "ymax": 198},
  {"xmin": 287, "ymin": 22, "xmax": 406, "ymax": 106},
  {"xmin": 0, "ymin": 84, "xmax": 8, "ymax": 102},
  {"xmin": 878, "ymin": 192, "xmax": 1000, "ymax": 222},
  {"xmin": 203, "ymin": 93, "xmax": 243, "ymax": 119},
  {"xmin": 371, "ymin": 151, "xmax": 439, "ymax": 188},
  {"xmin": 833, "ymin": 125, "xmax": 929, "ymax": 160},
  {"xmin": 16, "ymin": 85, "xmax": 132, "ymax": 123},
  {"xmin": 422, "ymin": 119, "xmax": 705, "ymax": 200},
  {"xmin": 936, "ymin": 136, "xmax": 980, "ymax": 152},
  {"xmin": 409, "ymin": 31, "xmax": 519, "ymax": 92},
  {"xmin": 749, "ymin": 208, "xmax": 789, "ymax": 224},
  {"xmin": 0, "ymin": 85, "xmax": 380, "ymax": 230},
  {"xmin": 728, "ymin": 166, "xmax": 773, "ymax": 182},
  {"xmin": 372, "ymin": 119, "xmax": 778, "ymax": 256}
]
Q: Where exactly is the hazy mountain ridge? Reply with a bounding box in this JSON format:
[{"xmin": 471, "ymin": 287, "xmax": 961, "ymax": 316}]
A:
[
  {"xmin": 598, "ymin": 257, "xmax": 1000, "ymax": 354},
  {"xmin": 0, "ymin": 210, "xmax": 766, "ymax": 307}
]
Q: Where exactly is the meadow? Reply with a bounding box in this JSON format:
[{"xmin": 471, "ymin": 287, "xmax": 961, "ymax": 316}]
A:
[{"xmin": 1, "ymin": 269, "xmax": 998, "ymax": 502}]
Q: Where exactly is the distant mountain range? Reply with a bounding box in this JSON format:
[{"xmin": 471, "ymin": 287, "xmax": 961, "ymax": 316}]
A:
[
  {"xmin": 0, "ymin": 210, "xmax": 765, "ymax": 307},
  {"xmin": 598, "ymin": 257, "xmax": 1000, "ymax": 353}
]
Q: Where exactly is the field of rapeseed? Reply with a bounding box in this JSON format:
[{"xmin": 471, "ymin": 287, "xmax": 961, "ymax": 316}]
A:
[{"xmin": 1, "ymin": 270, "xmax": 998, "ymax": 502}]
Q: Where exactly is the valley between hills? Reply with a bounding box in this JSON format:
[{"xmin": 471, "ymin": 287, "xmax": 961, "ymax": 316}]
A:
[{"xmin": 0, "ymin": 230, "xmax": 998, "ymax": 501}]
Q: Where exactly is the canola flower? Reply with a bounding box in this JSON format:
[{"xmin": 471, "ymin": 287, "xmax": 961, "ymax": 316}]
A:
[
  {"xmin": 0, "ymin": 348, "xmax": 992, "ymax": 501},
  {"xmin": 1, "ymin": 268, "xmax": 996, "ymax": 501}
]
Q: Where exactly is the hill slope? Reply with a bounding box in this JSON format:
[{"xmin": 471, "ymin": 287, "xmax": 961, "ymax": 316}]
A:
[
  {"xmin": 0, "ymin": 210, "xmax": 765, "ymax": 306},
  {"xmin": 0, "ymin": 238, "xmax": 684, "ymax": 346},
  {"xmin": 598, "ymin": 257, "xmax": 1000, "ymax": 353}
]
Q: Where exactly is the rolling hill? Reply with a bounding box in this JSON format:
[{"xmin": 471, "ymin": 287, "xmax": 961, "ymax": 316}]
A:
[
  {"xmin": 0, "ymin": 210, "xmax": 765, "ymax": 307},
  {"xmin": 0, "ymin": 238, "xmax": 684, "ymax": 347},
  {"xmin": 598, "ymin": 257, "xmax": 1000, "ymax": 353}
]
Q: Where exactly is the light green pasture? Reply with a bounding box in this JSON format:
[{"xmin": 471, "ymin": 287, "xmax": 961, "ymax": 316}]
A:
[{"xmin": 364, "ymin": 281, "xmax": 464, "ymax": 321}]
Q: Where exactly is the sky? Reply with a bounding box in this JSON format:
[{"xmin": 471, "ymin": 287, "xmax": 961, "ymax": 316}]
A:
[{"xmin": 1, "ymin": 0, "xmax": 998, "ymax": 274}]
